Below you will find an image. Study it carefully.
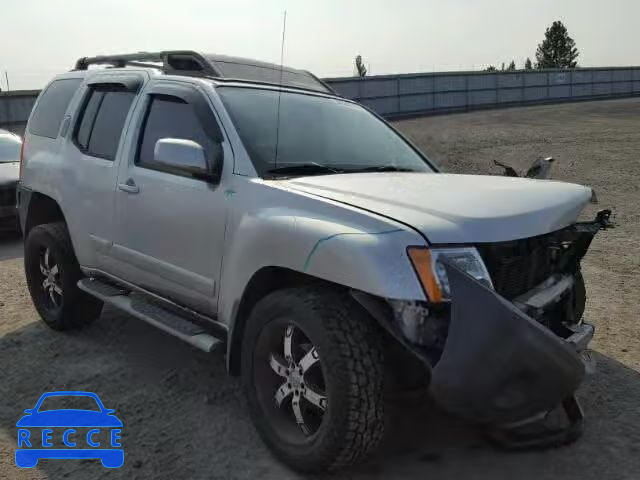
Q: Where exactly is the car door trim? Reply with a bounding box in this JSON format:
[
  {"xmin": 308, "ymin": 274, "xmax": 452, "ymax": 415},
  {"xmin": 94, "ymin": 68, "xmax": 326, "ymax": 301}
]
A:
[{"xmin": 110, "ymin": 243, "xmax": 215, "ymax": 297}]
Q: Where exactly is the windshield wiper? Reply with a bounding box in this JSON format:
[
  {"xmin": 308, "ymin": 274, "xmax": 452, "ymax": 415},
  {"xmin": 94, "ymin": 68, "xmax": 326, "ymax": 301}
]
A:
[
  {"xmin": 265, "ymin": 163, "xmax": 342, "ymax": 177},
  {"xmin": 343, "ymin": 165, "xmax": 416, "ymax": 173}
]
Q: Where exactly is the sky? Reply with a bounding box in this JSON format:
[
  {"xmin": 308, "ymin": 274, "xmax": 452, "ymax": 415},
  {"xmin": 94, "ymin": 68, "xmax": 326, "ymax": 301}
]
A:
[{"xmin": 1, "ymin": 0, "xmax": 639, "ymax": 90}]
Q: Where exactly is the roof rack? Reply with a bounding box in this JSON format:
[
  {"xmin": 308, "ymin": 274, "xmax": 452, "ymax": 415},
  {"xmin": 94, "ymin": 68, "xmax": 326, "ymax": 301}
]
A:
[{"xmin": 74, "ymin": 50, "xmax": 335, "ymax": 94}]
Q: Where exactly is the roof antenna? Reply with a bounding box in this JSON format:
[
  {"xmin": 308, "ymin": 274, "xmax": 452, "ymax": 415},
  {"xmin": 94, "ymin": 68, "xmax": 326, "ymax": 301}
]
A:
[{"xmin": 274, "ymin": 10, "xmax": 287, "ymax": 169}]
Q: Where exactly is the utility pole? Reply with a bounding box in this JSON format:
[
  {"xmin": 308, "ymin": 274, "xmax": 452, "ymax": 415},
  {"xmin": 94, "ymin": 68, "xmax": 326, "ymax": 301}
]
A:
[{"xmin": 4, "ymin": 72, "xmax": 9, "ymax": 92}]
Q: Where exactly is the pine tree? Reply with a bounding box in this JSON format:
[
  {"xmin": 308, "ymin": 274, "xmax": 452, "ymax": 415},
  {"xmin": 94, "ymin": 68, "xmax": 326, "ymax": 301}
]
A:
[
  {"xmin": 507, "ymin": 60, "xmax": 516, "ymax": 71},
  {"xmin": 355, "ymin": 55, "xmax": 367, "ymax": 77},
  {"xmin": 535, "ymin": 21, "xmax": 579, "ymax": 69},
  {"xmin": 524, "ymin": 57, "xmax": 533, "ymax": 70}
]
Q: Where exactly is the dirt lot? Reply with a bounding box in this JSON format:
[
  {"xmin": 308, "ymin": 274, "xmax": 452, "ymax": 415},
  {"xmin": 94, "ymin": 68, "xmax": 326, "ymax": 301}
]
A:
[{"xmin": 1, "ymin": 98, "xmax": 639, "ymax": 479}]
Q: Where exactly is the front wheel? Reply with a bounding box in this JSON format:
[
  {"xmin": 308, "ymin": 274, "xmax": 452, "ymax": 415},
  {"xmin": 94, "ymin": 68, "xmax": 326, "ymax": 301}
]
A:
[{"xmin": 242, "ymin": 287, "xmax": 385, "ymax": 472}]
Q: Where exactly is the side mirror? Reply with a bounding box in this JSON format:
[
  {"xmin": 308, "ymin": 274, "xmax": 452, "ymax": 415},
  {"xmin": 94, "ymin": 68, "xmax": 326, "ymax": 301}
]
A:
[{"xmin": 154, "ymin": 138, "xmax": 222, "ymax": 183}]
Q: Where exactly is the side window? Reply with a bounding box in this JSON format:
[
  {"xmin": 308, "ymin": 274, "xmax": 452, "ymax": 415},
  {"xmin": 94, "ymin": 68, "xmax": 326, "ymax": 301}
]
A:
[
  {"xmin": 74, "ymin": 87, "xmax": 136, "ymax": 160},
  {"xmin": 137, "ymin": 95, "xmax": 214, "ymax": 173},
  {"xmin": 28, "ymin": 78, "xmax": 82, "ymax": 138},
  {"xmin": 76, "ymin": 91, "xmax": 104, "ymax": 149}
]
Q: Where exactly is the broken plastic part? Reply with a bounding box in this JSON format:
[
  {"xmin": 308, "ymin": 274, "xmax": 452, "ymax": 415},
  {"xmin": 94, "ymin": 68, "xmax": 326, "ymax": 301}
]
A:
[
  {"xmin": 429, "ymin": 259, "xmax": 586, "ymax": 425},
  {"xmin": 486, "ymin": 395, "xmax": 584, "ymax": 450}
]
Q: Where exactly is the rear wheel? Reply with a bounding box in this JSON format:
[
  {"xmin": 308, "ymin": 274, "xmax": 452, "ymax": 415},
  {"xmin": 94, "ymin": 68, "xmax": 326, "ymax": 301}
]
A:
[
  {"xmin": 242, "ymin": 287, "xmax": 385, "ymax": 472},
  {"xmin": 24, "ymin": 222, "xmax": 103, "ymax": 330}
]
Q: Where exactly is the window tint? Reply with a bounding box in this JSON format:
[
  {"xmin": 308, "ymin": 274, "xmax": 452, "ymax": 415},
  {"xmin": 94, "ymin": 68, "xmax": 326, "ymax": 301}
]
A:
[
  {"xmin": 28, "ymin": 78, "xmax": 82, "ymax": 138},
  {"xmin": 138, "ymin": 96, "xmax": 213, "ymax": 170},
  {"xmin": 76, "ymin": 91, "xmax": 104, "ymax": 149},
  {"xmin": 217, "ymin": 87, "xmax": 433, "ymax": 176},
  {"xmin": 88, "ymin": 91, "xmax": 135, "ymax": 159},
  {"xmin": 74, "ymin": 88, "xmax": 135, "ymax": 160}
]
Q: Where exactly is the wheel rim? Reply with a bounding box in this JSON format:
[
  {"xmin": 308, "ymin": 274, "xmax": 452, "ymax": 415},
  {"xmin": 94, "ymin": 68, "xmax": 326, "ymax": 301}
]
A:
[
  {"xmin": 38, "ymin": 247, "xmax": 63, "ymax": 311},
  {"xmin": 255, "ymin": 322, "xmax": 328, "ymax": 443}
]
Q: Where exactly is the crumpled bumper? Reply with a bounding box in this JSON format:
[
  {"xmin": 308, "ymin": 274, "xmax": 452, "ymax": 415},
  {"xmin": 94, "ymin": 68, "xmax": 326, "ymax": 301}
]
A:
[{"xmin": 429, "ymin": 260, "xmax": 591, "ymax": 425}]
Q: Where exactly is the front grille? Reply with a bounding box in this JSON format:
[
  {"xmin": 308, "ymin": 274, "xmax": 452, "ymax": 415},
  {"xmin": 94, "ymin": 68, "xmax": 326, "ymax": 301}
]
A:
[
  {"xmin": 0, "ymin": 185, "xmax": 17, "ymax": 207},
  {"xmin": 477, "ymin": 233, "xmax": 556, "ymax": 300}
]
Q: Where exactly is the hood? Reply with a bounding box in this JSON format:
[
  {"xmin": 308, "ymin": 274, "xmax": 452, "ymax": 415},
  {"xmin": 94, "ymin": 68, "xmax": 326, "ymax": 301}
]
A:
[
  {"xmin": 0, "ymin": 162, "xmax": 19, "ymax": 185},
  {"xmin": 284, "ymin": 173, "xmax": 593, "ymax": 243}
]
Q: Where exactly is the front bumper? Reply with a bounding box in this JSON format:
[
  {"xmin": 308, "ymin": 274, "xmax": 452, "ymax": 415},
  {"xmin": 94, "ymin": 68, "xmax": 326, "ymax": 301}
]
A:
[
  {"xmin": 0, "ymin": 205, "xmax": 17, "ymax": 218},
  {"xmin": 429, "ymin": 260, "xmax": 591, "ymax": 425},
  {"xmin": 0, "ymin": 182, "xmax": 19, "ymax": 230},
  {"xmin": 0, "ymin": 206, "xmax": 18, "ymax": 232}
]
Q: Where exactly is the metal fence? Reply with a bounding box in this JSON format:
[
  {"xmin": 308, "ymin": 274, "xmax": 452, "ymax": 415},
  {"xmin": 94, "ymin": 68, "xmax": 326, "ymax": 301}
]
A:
[
  {"xmin": 0, "ymin": 90, "xmax": 39, "ymax": 134},
  {"xmin": 2, "ymin": 67, "xmax": 640, "ymax": 132},
  {"xmin": 324, "ymin": 67, "xmax": 640, "ymax": 118}
]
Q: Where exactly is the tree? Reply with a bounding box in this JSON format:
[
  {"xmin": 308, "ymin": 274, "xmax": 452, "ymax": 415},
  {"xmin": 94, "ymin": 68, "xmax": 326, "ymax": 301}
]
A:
[
  {"xmin": 524, "ymin": 57, "xmax": 533, "ymax": 70},
  {"xmin": 535, "ymin": 20, "xmax": 579, "ymax": 69},
  {"xmin": 507, "ymin": 60, "xmax": 516, "ymax": 71},
  {"xmin": 501, "ymin": 62, "xmax": 505, "ymax": 71},
  {"xmin": 355, "ymin": 55, "xmax": 367, "ymax": 77},
  {"xmin": 485, "ymin": 65, "xmax": 497, "ymax": 72}
]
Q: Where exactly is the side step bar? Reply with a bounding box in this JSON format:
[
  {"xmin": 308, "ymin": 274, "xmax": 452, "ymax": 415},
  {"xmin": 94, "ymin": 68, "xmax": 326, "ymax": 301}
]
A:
[{"xmin": 78, "ymin": 278, "xmax": 224, "ymax": 353}]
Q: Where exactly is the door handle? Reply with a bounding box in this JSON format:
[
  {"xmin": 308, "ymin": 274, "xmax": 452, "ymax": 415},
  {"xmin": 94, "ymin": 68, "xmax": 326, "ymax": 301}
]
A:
[{"xmin": 118, "ymin": 179, "xmax": 140, "ymax": 194}]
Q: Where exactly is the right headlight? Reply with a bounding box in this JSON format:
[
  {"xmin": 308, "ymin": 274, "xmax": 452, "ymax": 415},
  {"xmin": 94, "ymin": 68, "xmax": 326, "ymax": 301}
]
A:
[{"xmin": 407, "ymin": 246, "xmax": 493, "ymax": 302}]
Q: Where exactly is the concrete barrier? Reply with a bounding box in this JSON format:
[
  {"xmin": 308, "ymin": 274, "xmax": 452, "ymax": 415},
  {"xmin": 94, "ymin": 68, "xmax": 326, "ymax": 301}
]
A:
[
  {"xmin": 0, "ymin": 90, "xmax": 39, "ymax": 134},
  {"xmin": 325, "ymin": 67, "xmax": 640, "ymax": 118}
]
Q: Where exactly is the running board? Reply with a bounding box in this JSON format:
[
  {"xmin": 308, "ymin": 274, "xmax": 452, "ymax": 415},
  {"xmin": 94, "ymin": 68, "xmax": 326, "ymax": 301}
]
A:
[{"xmin": 78, "ymin": 278, "xmax": 224, "ymax": 353}]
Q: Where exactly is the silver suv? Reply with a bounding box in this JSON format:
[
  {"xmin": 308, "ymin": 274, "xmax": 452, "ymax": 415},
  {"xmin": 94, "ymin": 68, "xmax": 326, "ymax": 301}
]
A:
[{"xmin": 18, "ymin": 51, "xmax": 611, "ymax": 472}]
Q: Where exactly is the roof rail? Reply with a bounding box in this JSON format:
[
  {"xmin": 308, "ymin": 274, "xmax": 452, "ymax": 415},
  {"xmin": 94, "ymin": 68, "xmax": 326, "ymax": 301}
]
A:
[
  {"xmin": 74, "ymin": 51, "xmax": 217, "ymax": 74},
  {"xmin": 73, "ymin": 50, "xmax": 335, "ymax": 94}
]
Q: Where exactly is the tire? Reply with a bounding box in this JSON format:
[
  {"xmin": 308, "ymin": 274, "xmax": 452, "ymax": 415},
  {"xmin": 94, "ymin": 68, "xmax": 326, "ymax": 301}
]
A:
[
  {"xmin": 242, "ymin": 286, "xmax": 385, "ymax": 472},
  {"xmin": 24, "ymin": 222, "xmax": 103, "ymax": 330}
]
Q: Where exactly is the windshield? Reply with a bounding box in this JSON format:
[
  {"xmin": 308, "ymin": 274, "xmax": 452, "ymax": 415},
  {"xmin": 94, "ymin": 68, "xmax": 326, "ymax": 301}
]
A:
[
  {"xmin": 217, "ymin": 87, "xmax": 434, "ymax": 177},
  {"xmin": 0, "ymin": 135, "xmax": 21, "ymax": 163}
]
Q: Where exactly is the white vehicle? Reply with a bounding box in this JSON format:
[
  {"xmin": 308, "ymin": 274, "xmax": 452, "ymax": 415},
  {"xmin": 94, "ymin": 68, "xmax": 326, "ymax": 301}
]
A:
[
  {"xmin": 18, "ymin": 51, "xmax": 612, "ymax": 472},
  {"xmin": 0, "ymin": 129, "xmax": 21, "ymax": 231}
]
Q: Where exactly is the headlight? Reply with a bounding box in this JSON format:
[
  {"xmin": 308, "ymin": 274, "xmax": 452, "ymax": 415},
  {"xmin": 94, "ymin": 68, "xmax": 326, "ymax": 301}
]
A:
[{"xmin": 407, "ymin": 247, "xmax": 493, "ymax": 302}]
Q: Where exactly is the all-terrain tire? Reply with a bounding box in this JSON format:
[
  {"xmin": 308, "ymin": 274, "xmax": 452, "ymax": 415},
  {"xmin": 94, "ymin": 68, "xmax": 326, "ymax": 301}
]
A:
[
  {"xmin": 24, "ymin": 222, "xmax": 103, "ymax": 330},
  {"xmin": 242, "ymin": 286, "xmax": 385, "ymax": 472}
]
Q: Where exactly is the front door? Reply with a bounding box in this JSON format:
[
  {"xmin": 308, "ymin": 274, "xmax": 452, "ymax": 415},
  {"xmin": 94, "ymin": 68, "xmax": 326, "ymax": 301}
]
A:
[{"xmin": 109, "ymin": 81, "xmax": 229, "ymax": 315}]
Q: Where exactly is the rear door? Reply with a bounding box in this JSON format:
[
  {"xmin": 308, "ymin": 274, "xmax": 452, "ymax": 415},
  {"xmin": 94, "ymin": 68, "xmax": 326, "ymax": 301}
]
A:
[
  {"xmin": 59, "ymin": 73, "xmax": 146, "ymax": 269},
  {"xmin": 108, "ymin": 80, "xmax": 229, "ymax": 315}
]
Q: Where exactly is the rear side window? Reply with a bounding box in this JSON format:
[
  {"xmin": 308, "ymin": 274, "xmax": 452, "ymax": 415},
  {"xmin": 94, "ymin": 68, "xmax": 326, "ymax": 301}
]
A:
[
  {"xmin": 28, "ymin": 78, "xmax": 82, "ymax": 138},
  {"xmin": 75, "ymin": 88, "xmax": 135, "ymax": 160},
  {"xmin": 137, "ymin": 96, "xmax": 213, "ymax": 170}
]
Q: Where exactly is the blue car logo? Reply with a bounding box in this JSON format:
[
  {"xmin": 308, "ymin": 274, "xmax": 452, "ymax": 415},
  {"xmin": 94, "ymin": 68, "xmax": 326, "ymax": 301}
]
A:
[{"xmin": 15, "ymin": 391, "xmax": 123, "ymax": 468}]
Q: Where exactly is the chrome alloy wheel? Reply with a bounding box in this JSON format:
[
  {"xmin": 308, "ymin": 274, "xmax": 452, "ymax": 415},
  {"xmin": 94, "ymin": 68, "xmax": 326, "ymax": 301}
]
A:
[
  {"xmin": 259, "ymin": 324, "xmax": 328, "ymax": 438},
  {"xmin": 39, "ymin": 247, "xmax": 63, "ymax": 309}
]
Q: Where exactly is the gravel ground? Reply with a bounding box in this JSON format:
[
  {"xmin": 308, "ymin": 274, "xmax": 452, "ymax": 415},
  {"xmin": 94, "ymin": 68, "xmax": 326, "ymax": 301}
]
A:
[{"xmin": 1, "ymin": 98, "xmax": 639, "ymax": 479}]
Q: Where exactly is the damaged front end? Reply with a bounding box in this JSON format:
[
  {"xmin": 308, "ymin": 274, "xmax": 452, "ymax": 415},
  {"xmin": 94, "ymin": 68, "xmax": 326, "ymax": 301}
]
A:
[{"xmin": 371, "ymin": 210, "xmax": 613, "ymax": 448}]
